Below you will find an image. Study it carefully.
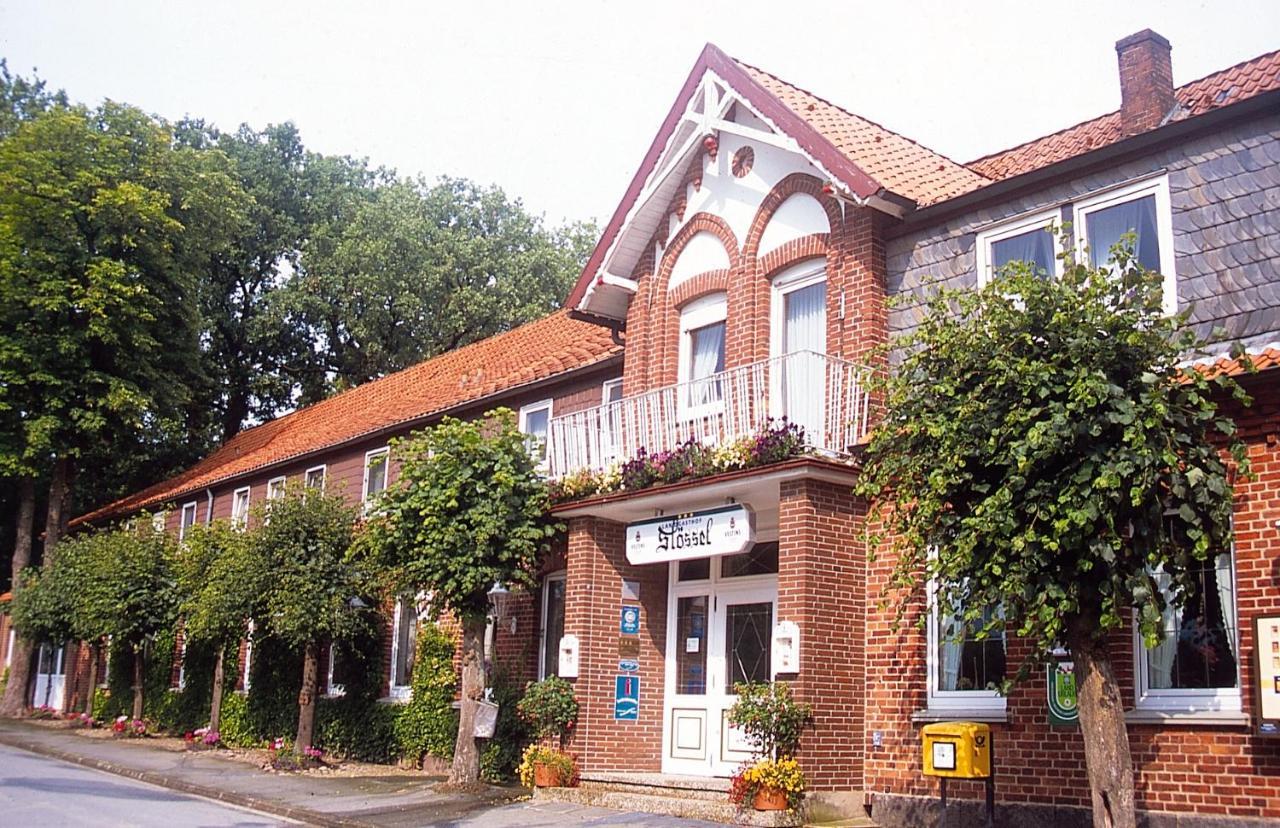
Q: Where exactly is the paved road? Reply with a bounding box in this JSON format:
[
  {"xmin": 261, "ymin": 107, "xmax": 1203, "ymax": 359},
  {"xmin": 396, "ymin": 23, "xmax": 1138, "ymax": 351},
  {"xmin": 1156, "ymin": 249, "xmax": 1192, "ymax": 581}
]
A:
[{"xmin": 0, "ymin": 743, "xmax": 288, "ymax": 827}]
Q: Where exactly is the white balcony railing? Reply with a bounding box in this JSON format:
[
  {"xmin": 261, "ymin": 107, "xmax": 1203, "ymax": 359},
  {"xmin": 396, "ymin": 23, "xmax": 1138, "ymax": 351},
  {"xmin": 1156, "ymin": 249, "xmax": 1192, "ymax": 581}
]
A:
[{"xmin": 547, "ymin": 350, "xmax": 872, "ymax": 478}]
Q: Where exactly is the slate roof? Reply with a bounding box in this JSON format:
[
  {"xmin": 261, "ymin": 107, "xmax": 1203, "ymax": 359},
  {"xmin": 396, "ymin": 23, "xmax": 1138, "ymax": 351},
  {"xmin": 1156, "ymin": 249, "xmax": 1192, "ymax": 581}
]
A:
[
  {"xmin": 735, "ymin": 61, "xmax": 993, "ymax": 207},
  {"xmin": 967, "ymin": 48, "xmax": 1280, "ymax": 181},
  {"xmin": 75, "ymin": 310, "xmax": 622, "ymax": 525}
]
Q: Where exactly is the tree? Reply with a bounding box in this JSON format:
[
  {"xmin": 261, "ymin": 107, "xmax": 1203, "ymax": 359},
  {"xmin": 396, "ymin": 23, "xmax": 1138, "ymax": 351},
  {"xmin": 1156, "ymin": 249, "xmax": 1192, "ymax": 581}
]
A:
[
  {"xmin": 0, "ymin": 59, "xmax": 67, "ymax": 138},
  {"xmin": 360, "ymin": 409, "xmax": 558, "ymax": 785},
  {"xmin": 0, "ymin": 100, "xmax": 250, "ymax": 680},
  {"xmin": 175, "ymin": 519, "xmax": 265, "ymax": 733},
  {"xmin": 856, "ymin": 244, "xmax": 1248, "ymax": 828},
  {"xmin": 251, "ymin": 484, "xmax": 365, "ymax": 754},
  {"xmin": 278, "ymin": 177, "xmax": 596, "ymax": 400}
]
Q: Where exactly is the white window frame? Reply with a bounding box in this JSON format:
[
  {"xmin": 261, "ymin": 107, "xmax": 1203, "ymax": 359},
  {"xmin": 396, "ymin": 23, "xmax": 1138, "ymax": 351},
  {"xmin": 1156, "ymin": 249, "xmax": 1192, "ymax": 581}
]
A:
[
  {"xmin": 924, "ymin": 578, "xmax": 1007, "ymax": 718},
  {"xmin": 231, "ymin": 486, "xmax": 251, "ymax": 530},
  {"xmin": 388, "ymin": 596, "xmax": 418, "ymax": 701},
  {"xmin": 6, "ymin": 628, "xmax": 15, "ymax": 669},
  {"xmin": 677, "ymin": 292, "xmax": 728, "ymax": 419},
  {"xmin": 538, "ymin": 571, "xmax": 568, "ymax": 680},
  {"xmin": 179, "ymin": 501, "xmax": 199, "ymax": 541},
  {"xmin": 304, "ymin": 465, "xmax": 327, "ymax": 490},
  {"xmin": 362, "ymin": 448, "xmax": 390, "ymax": 506},
  {"xmin": 150, "ymin": 511, "xmax": 167, "ymax": 534},
  {"xmin": 267, "ymin": 476, "xmax": 287, "ymax": 501},
  {"xmin": 1073, "ymin": 174, "xmax": 1177, "ymax": 316},
  {"xmin": 325, "ymin": 642, "xmax": 346, "ymax": 698},
  {"xmin": 602, "ymin": 378, "xmax": 623, "ymax": 404},
  {"xmin": 1133, "ymin": 549, "xmax": 1242, "ymax": 715},
  {"xmin": 518, "ymin": 399, "xmax": 554, "ymax": 472},
  {"xmin": 975, "ymin": 207, "xmax": 1064, "ymax": 287},
  {"xmin": 769, "ymin": 260, "xmax": 827, "ymax": 359}
]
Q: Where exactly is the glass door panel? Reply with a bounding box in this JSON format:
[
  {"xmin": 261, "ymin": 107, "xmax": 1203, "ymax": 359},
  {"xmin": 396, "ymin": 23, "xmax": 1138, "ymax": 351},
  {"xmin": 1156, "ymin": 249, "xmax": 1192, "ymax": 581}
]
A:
[
  {"xmin": 780, "ymin": 280, "xmax": 826, "ymax": 442},
  {"xmin": 676, "ymin": 595, "xmax": 709, "ymax": 694}
]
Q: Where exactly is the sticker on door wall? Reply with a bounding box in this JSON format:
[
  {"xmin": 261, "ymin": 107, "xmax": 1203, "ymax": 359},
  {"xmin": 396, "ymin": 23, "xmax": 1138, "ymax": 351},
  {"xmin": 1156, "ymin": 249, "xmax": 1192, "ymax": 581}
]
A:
[
  {"xmin": 614, "ymin": 675, "xmax": 639, "ymax": 720},
  {"xmin": 1047, "ymin": 661, "xmax": 1079, "ymax": 727},
  {"xmin": 618, "ymin": 659, "xmax": 639, "ymax": 673},
  {"xmin": 620, "ymin": 605, "xmax": 641, "ymax": 635}
]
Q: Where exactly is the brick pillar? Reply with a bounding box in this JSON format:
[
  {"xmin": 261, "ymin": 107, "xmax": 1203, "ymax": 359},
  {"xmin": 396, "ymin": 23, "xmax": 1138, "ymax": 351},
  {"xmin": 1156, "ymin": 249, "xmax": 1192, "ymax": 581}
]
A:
[
  {"xmin": 777, "ymin": 478, "xmax": 866, "ymax": 792},
  {"xmin": 563, "ymin": 516, "xmax": 669, "ymax": 772}
]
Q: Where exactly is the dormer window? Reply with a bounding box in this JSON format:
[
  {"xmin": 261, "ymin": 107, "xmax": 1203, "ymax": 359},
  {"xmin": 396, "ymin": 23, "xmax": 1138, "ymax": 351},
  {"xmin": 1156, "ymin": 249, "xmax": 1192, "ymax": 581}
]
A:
[
  {"xmin": 1074, "ymin": 175, "xmax": 1176, "ymax": 315},
  {"xmin": 678, "ymin": 293, "xmax": 727, "ymax": 414},
  {"xmin": 975, "ymin": 209, "xmax": 1062, "ymax": 285}
]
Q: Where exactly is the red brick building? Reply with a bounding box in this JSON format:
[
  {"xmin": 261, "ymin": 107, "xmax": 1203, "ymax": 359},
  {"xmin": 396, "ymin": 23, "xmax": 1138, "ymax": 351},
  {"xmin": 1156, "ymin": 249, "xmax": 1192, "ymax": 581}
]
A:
[{"xmin": 38, "ymin": 28, "xmax": 1280, "ymax": 827}]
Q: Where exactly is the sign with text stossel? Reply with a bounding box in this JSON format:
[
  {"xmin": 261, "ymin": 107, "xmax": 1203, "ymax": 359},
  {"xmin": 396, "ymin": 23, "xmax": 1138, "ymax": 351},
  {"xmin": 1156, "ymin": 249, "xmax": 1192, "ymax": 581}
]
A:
[
  {"xmin": 1254, "ymin": 615, "xmax": 1280, "ymax": 738},
  {"xmin": 625, "ymin": 505, "xmax": 753, "ymax": 566}
]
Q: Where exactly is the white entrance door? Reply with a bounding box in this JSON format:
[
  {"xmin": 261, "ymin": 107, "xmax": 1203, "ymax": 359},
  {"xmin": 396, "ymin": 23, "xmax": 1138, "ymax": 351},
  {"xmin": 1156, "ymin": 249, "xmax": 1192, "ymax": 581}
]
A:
[
  {"xmin": 663, "ymin": 552, "xmax": 778, "ymax": 776},
  {"xmin": 772, "ymin": 267, "xmax": 827, "ymax": 444},
  {"xmin": 34, "ymin": 643, "xmax": 67, "ymax": 709}
]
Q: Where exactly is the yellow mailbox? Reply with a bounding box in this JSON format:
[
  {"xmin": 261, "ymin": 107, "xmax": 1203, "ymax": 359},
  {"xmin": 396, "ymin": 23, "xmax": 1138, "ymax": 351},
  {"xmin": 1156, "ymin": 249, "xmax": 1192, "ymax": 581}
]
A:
[{"xmin": 922, "ymin": 721, "xmax": 992, "ymax": 779}]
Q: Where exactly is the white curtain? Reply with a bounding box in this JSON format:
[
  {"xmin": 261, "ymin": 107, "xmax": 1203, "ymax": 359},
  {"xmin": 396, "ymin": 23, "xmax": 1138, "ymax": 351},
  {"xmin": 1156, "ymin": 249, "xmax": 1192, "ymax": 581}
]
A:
[
  {"xmin": 1087, "ymin": 195, "xmax": 1160, "ymax": 272},
  {"xmin": 782, "ymin": 281, "xmax": 826, "ymax": 441},
  {"xmin": 689, "ymin": 322, "xmax": 725, "ymax": 407},
  {"xmin": 992, "ymin": 228, "xmax": 1055, "ymax": 277},
  {"xmin": 1148, "ymin": 570, "xmax": 1177, "ymax": 688},
  {"xmin": 1215, "ymin": 553, "xmax": 1236, "ymax": 660},
  {"xmin": 939, "ymin": 613, "xmax": 963, "ymax": 691}
]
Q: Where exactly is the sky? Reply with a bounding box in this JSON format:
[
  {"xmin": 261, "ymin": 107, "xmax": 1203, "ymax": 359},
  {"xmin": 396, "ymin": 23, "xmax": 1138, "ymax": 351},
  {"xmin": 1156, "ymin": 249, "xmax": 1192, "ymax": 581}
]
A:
[{"xmin": 2, "ymin": 1, "xmax": 1278, "ymax": 227}]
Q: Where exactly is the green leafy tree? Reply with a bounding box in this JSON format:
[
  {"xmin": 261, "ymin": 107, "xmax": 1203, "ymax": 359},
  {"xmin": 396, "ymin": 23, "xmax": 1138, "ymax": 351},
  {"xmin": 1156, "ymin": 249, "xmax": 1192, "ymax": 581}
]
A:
[
  {"xmin": 280, "ymin": 177, "xmax": 596, "ymax": 400},
  {"xmin": 856, "ymin": 245, "xmax": 1248, "ymax": 828},
  {"xmin": 0, "ymin": 100, "xmax": 248, "ymax": 716},
  {"xmin": 251, "ymin": 484, "xmax": 365, "ymax": 754},
  {"xmin": 360, "ymin": 409, "xmax": 558, "ymax": 785},
  {"xmin": 0, "ymin": 59, "xmax": 68, "ymax": 138},
  {"xmin": 176, "ymin": 519, "xmax": 265, "ymax": 733}
]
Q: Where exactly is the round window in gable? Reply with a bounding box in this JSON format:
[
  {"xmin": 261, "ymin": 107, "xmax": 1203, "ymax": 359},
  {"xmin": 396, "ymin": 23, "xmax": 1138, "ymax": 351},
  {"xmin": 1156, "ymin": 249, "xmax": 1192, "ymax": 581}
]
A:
[{"xmin": 731, "ymin": 145, "xmax": 754, "ymax": 178}]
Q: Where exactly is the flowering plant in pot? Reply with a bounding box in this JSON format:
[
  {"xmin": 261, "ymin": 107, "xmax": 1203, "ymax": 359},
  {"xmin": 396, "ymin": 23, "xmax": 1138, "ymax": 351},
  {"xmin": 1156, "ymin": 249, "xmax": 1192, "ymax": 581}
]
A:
[
  {"xmin": 729, "ymin": 757, "xmax": 806, "ymax": 811},
  {"xmin": 726, "ymin": 682, "xmax": 813, "ymax": 812},
  {"xmin": 516, "ymin": 676, "xmax": 578, "ymax": 745},
  {"xmin": 516, "ymin": 743, "xmax": 577, "ymax": 788}
]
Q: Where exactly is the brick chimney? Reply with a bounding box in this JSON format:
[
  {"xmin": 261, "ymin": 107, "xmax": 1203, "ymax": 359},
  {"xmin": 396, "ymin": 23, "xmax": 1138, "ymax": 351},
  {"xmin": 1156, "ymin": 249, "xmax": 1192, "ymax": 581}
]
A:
[{"xmin": 1116, "ymin": 29, "xmax": 1175, "ymax": 136}]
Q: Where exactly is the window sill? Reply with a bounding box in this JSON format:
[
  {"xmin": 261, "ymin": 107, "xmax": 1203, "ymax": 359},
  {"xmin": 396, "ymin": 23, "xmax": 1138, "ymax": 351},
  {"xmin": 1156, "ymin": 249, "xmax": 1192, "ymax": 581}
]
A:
[
  {"xmin": 1125, "ymin": 709, "xmax": 1248, "ymax": 727},
  {"xmin": 379, "ymin": 693, "xmax": 411, "ymax": 705},
  {"xmin": 912, "ymin": 708, "xmax": 1008, "ymax": 724}
]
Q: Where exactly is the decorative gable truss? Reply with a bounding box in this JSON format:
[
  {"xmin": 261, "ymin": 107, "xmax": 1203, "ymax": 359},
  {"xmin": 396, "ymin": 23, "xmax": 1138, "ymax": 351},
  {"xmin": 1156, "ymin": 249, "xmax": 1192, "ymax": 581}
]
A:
[{"xmin": 571, "ymin": 45, "xmax": 910, "ymax": 323}]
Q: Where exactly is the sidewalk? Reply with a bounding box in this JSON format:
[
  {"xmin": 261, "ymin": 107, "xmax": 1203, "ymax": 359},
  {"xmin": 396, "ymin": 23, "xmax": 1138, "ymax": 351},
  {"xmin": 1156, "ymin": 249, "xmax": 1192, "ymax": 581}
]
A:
[{"xmin": 0, "ymin": 719, "xmax": 717, "ymax": 827}]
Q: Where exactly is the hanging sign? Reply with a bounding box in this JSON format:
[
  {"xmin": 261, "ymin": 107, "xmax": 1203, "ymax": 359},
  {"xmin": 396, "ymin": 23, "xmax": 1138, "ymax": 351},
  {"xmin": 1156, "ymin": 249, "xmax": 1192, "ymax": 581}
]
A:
[
  {"xmin": 1047, "ymin": 661, "xmax": 1079, "ymax": 727},
  {"xmin": 1254, "ymin": 615, "xmax": 1280, "ymax": 738},
  {"xmin": 614, "ymin": 675, "xmax": 639, "ymax": 720},
  {"xmin": 625, "ymin": 505, "xmax": 753, "ymax": 566}
]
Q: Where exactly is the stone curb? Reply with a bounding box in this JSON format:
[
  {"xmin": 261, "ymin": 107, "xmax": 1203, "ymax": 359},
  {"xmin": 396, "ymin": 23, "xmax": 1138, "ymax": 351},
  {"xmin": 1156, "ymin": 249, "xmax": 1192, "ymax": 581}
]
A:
[{"xmin": 0, "ymin": 729, "xmax": 376, "ymax": 827}]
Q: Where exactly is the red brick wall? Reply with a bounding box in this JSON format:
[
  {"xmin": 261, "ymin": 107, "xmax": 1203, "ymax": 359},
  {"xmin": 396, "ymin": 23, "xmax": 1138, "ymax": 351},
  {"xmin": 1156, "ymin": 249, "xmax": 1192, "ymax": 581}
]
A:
[
  {"xmin": 778, "ymin": 477, "xmax": 867, "ymax": 791},
  {"xmin": 864, "ymin": 375, "xmax": 1280, "ymax": 823},
  {"xmin": 621, "ymin": 170, "xmax": 885, "ymax": 400},
  {"xmin": 563, "ymin": 516, "xmax": 669, "ymax": 772}
]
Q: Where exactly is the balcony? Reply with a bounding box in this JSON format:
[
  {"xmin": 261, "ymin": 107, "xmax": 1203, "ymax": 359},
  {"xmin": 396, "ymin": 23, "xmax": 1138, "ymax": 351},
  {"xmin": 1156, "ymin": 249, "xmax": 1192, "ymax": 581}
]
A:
[{"xmin": 547, "ymin": 351, "xmax": 872, "ymax": 478}]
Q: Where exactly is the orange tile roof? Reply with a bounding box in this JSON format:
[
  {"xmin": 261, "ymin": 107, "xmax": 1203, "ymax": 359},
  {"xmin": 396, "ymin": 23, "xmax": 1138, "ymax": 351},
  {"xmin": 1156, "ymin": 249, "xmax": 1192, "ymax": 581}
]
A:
[
  {"xmin": 1191, "ymin": 346, "xmax": 1280, "ymax": 380},
  {"xmin": 736, "ymin": 61, "xmax": 993, "ymax": 207},
  {"xmin": 968, "ymin": 48, "xmax": 1280, "ymax": 181},
  {"xmin": 76, "ymin": 310, "xmax": 622, "ymax": 525}
]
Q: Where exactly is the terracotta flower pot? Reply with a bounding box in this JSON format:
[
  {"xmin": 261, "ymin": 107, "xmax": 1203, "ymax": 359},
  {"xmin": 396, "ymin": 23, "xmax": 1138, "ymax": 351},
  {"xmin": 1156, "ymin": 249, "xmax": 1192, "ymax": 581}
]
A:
[
  {"xmin": 533, "ymin": 761, "xmax": 562, "ymax": 788},
  {"xmin": 753, "ymin": 786, "xmax": 788, "ymax": 811}
]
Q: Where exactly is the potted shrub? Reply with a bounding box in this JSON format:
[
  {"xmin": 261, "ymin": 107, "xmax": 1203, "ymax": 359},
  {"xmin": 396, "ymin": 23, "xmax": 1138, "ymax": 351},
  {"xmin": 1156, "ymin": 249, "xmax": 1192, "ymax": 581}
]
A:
[
  {"xmin": 727, "ymin": 682, "xmax": 813, "ymax": 812},
  {"xmin": 516, "ymin": 676, "xmax": 579, "ymax": 787},
  {"xmin": 517, "ymin": 743, "xmax": 577, "ymax": 788}
]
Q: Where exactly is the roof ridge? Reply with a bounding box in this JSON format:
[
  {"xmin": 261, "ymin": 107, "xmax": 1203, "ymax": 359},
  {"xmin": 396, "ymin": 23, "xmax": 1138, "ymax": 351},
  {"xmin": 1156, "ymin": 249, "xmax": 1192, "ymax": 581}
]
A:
[
  {"xmin": 731, "ymin": 55, "xmax": 991, "ymax": 184},
  {"xmin": 965, "ymin": 44, "xmax": 1280, "ymax": 167}
]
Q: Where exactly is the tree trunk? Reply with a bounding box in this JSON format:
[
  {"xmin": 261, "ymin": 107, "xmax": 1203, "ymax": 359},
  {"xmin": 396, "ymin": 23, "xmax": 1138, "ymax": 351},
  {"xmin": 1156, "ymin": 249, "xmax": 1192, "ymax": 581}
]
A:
[
  {"xmin": 448, "ymin": 616, "xmax": 485, "ymax": 787},
  {"xmin": 83, "ymin": 641, "xmax": 100, "ymax": 716},
  {"xmin": 295, "ymin": 640, "xmax": 320, "ymax": 752},
  {"xmin": 1068, "ymin": 620, "xmax": 1137, "ymax": 828},
  {"xmin": 44, "ymin": 457, "xmax": 73, "ymax": 561},
  {"xmin": 61, "ymin": 642, "xmax": 78, "ymax": 714},
  {"xmin": 209, "ymin": 646, "xmax": 226, "ymax": 733},
  {"xmin": 0, "ymin": 477, "xmax": 37, "ymax": 717},
  {"xmin": 131, "ymin": 646, "xmax": 145, "ymax": 721}
]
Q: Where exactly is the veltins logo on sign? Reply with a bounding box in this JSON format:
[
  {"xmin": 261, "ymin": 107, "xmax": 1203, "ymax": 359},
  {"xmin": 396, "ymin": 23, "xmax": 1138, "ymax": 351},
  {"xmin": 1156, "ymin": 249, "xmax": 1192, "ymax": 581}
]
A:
[{"xmin": 625, "ymin": 505, "xmax": 754, "ymax": 565}]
